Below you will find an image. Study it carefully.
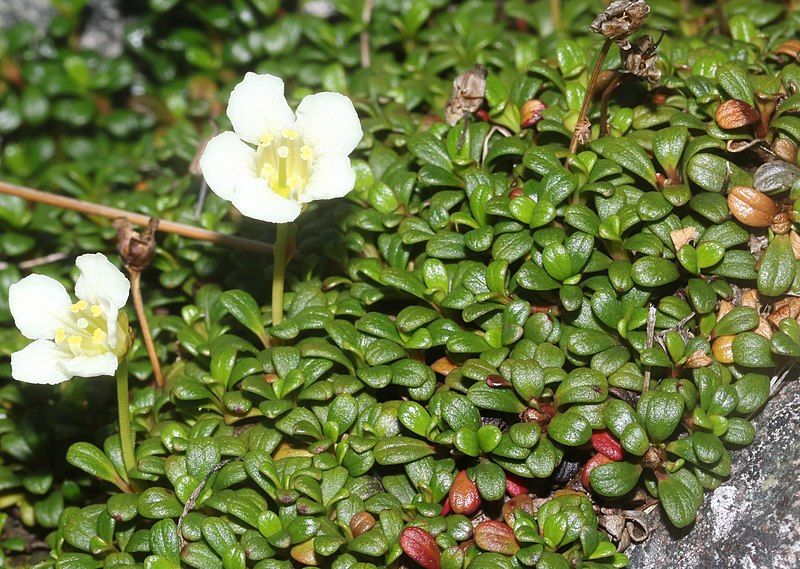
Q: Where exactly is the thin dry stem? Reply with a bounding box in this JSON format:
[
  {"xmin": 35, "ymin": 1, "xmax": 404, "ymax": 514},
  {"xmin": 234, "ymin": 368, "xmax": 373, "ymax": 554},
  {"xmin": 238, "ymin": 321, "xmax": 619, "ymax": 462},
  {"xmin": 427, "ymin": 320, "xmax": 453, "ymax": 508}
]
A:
[
  {"xmin": 569, "ymin": 38, "xmax": 613, "ymax": 155},
  {"xmin": 360, "ymin": 0, "xmax": 375, "ymax": 68},
  {"xmin": 0, "ymin": 180, "xmax": 273, "ymax": 255},
  {"xmin": 600, "ymin": 73, "xmax": 624, "ymax": 136},
  {"xmin": 129, "ymin": 270, "xmax": 164, "ymax": 388}
]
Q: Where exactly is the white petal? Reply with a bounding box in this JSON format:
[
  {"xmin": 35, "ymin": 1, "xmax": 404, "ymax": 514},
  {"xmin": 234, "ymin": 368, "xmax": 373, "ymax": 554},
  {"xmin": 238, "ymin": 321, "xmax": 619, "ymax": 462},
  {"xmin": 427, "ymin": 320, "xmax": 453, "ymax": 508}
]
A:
[
  {"xmin": 301, "ymin": 154, "xmax": 356, "ymax": 202},
  {"xmin": 9, "ymin": 274, "xmax": 71, "ymax": 340},
  {"xmin": 230, "ymin": 177, "xmax": 303, "ymax": 223},
  {"xmin": 11, "ymin": 340, "xmax": 72, "ymax": 384},
  {"xmin": 199, "ymin": 131, "xmax": 257, "ymax": 201},
  {"xmin": 227, "ymin": 72, "xmax": 295, "ymax": 145},
  {"xmin": 74, "ymin": 253, "xmax": 130, "ymax": 310},
  {"xmin": 62, "ymin": 353, "xmax": 118, "ymax": 379},
  {"xmin": 295, "ymin": 92, "xmax": 363, "ymax": 156}
]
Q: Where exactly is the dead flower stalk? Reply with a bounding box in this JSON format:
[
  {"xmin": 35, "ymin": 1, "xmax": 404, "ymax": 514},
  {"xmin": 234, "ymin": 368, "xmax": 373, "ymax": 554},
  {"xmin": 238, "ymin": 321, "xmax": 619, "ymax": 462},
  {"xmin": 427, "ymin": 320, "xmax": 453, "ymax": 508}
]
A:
[{"xmin": 114, "ymin": 218, "xmax": 164, "ymax": 388}]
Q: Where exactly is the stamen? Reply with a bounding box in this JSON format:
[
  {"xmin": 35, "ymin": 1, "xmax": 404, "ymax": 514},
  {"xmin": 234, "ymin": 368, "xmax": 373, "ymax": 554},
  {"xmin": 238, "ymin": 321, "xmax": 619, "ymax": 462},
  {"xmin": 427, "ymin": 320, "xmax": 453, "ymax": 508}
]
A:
[
  {"xmin": 55, "ymin": 328, "xmax": 66, "ymax": 343},
  {"xmin": 68, "ymin": 335, "xmax": 82, "ymax": 345},
  {"xmin": 260, "ymin": 133, "xmax": 273, "ymax": 147},
  {"xmin": 70, "ymin": 300, "xmax": 88, "ymax": 313},
  {"xmin": 282, "ymin": 128, "xmax": 299, "ymax": 140},
  {"xmin": 90, "ymin": 305, "xmax": 103, "ymax": 318},
  {"xmin": 92, "ymin": 329, "xmax": 107, "ymax": 344},
  {"xmin": 287, "ymin": 173, "xmax": 303, "ymax": 189},
  {"xmin": 299, "ymin": 145, "xmax": 314, "ymax": 161}
]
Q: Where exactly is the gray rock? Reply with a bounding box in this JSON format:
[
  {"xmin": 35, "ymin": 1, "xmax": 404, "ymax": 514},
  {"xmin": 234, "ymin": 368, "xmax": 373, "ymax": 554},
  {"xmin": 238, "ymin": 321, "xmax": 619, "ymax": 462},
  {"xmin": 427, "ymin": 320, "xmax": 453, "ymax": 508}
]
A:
[
  {"xmin": 0, "ymin": 0, "xmax": 123, "ymax": 57},
  {"xmin": 627, "ymin": 377, "xmax": 800, "ymax": 568}
]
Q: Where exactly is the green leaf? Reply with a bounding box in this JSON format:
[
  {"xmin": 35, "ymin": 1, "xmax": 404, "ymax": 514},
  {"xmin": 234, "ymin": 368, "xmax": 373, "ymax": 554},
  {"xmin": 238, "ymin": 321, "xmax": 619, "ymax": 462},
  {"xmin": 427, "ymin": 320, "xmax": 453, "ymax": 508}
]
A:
[
  {"xmin": 594, "ymin": 138, "xmax": 657, "ymax": 188},
  {"xmin": 658, "ymin": 476, "xmax": 700, "ymax": 528},
  {"xmin": 757, "ymin": 235, "xmax": 795, "ymax": 297},
  {"xmin": 373, "ymin": 437, "xmax": 434, "ymax": 465},
  {"xmin": 547, "ymin": 413, "xmax": 592, "ymax": 446},
  {"xmin": 589, "ymin": 462, "xmax": 642, "ymax": 497},
  {"xmin": 732, "ymin": 332, "xmax": 775, "ymax": 368},
  {"xmin": 716, "ymin": 63, "xmax": 754, "ymax": 106},
  {"xmin": 631, "ymin": 256, "xmax": 680, "ymax": 287},
  {"xmin": 66, "ymin": 443, "xmax": 121, "ymax": 486},
  {"xmin": 221, "ymin": 290, "xmax": 268, "ymax": 346}
]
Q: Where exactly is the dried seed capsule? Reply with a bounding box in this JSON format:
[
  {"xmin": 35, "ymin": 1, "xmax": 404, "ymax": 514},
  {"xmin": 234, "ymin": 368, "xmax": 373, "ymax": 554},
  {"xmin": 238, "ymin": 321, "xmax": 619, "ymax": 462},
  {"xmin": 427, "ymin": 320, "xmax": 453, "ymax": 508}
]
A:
[
  {"xmin": 350, "ymin": 511, "xmax": 376, "ymax": 537},
  {"xmin": 727, "ymin": 186, "xmax": 780, "ymax": 228},
  {"xmin": 715, "ymin": 99, "xmax": 760, "ymax": 130}
]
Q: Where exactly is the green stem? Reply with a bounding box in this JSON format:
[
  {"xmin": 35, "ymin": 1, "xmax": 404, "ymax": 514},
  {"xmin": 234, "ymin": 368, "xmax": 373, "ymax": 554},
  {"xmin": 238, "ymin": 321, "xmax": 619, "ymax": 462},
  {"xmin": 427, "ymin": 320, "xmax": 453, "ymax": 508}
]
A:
[
  {"xmin": 116, "ymin": 361, "xmax": 136, "ymax": 481},
  {"xmin": 271, "ymin": 223, "xmax": 291, "ymax": 326},
  {"xmin": 549, "ymin": 0, "xmax": 561, "ymax": 32}
]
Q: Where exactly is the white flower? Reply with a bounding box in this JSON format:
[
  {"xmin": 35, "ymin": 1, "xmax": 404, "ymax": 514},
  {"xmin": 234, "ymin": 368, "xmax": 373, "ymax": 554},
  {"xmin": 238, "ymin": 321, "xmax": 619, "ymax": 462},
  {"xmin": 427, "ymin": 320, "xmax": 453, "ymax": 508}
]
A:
[
  {"xmin": 9, "ymin": 253, "xmax": 131, "ymax": 385},
  {"xmin": 199, "ymin": 72, "xmax": 363, "ymax": 223}
]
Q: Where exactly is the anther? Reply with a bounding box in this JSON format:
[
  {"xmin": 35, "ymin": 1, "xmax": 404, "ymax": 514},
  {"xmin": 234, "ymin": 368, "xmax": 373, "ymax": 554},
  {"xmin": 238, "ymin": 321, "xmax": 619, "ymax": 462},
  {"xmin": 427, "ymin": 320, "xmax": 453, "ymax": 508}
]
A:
[
  {"xmin": 299, "ymin": 145, "xmax": 314, "ymax": 161},
  {"xmin": 55, "ymin": 328, "xmax": 66, "ymax": 343},
  {"xmin": 282, "ymin": 128, "xmax": 299, "ymax": 140},
  {"xmin": 70, "ymin": 300, "xmax": 88, "ymax": 312},
  {"xmin": 90, "ymin": 305, "xmax": 103, "ymax": 318},
  {"xmin": 260, "ymin": 133, "xmax": 273, "ymax": 147}
]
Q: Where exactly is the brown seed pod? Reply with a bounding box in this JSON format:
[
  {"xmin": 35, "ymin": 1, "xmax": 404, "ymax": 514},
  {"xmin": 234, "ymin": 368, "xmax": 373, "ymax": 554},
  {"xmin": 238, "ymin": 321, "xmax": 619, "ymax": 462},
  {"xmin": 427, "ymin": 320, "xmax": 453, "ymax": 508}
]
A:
[
  {"xmin": 711, "ymin": 335, "xmax": 735, "ymax": 364},
  {"xmin": 350, "ymin": 512, "xmax": 376, "ymax": 537},
  {"xmin": 773, "ymin": 138, "xmax": 798, "ymax": 165},
  {"xmin": 771, "ymin": 212, "xmax": 792, "ymax": 235},
  {"xmin": 727, "ymin": 186, "xmax": 780, "ymax": 228},
  {"xmin": 590, "ymin": 0, "xmax": 650, "ymax": 43},
  {"xmin": 715, "ymin": 99, "xmax": 760, "ymax": 130}
]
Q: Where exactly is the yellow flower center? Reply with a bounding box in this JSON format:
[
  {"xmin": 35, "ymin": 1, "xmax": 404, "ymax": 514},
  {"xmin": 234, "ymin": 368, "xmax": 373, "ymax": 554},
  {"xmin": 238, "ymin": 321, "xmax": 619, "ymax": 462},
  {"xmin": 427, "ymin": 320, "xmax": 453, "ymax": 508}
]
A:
[
  {"xmin": 256, "ymin": 128, "xmax": 315, "ymax": 199},
  {"xmin": 55, "ymin": 301, "xmax": 128, "ymax": 358}
]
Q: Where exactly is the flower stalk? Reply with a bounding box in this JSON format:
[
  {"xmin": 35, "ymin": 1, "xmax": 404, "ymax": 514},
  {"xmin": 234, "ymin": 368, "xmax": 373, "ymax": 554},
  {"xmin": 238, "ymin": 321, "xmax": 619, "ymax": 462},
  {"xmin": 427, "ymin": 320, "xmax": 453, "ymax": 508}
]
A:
[
  {"xmin": 271, "ymin": 223, "xmax": 294, "ymax": 326},
  {"xmin": 129, "ymin": 270, "xmax": 163, "ymax": 387},
  {"xmin": 569, "ymin": 38, "xmax": 612, "ymax": 155},
  {"xmin": 115, "ymin": 360, "xmax": 136, "ymax": 480}
]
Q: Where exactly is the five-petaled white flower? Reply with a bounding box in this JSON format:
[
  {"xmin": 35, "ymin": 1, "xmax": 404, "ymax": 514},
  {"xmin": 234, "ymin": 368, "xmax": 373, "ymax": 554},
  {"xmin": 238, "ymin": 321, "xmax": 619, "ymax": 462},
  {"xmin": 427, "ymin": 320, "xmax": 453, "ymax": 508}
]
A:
[
  {"xmin": 199, "ymin": 72, "xmax": 363, "ymax": 223},
  {"xmin": 9, "ymin": 253, "xmax": 131, "ymax": 385}
]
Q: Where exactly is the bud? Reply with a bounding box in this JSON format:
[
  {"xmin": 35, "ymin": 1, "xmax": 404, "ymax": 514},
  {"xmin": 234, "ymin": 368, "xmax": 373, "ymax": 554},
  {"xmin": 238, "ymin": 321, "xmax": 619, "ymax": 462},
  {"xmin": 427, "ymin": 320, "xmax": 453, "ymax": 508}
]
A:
[
  {"xmin": 486, "ymin": 374, "xmax": 512, "ymax": 388},
  {"xmin": 520, "ymin": 99, "xmax": 546, "ymax": 129},
  {"xmin": 399, "ymin": 527, "xmax": 441, "ymax": 569},
  {"xmin": 113, "ymin": 217, "xmax": 159, "ymax": 272},
  {"xmin": 350, "ymin": 512, "xmax": 376, "ymax": 537},
  {"xmin": 715, "ymin": 99, "xmax": 760, "ymax": 130},
  {"xmin": 727, "ymin": 186, "xmax": 780, "ymax": 228},
  {"xmin": 508, "ymin": 187, "xmax": 525, "ymax": 199},
  {"xmin": 474, "ymin": 521, "xmax": 519, "ymax": 555},
  {"xmin": 642, "ymin": 446, "xmax": 667, "ymax": 470},
  {"xmin": 449, "ymin": 470, "xmax": 481, "ymax": 516},
  {"xmin": 444, "ymin": 65, "xmax": 488, "ymax": 126},
  {"xmin": 591, "ymin": 430, "xmax": 623, "ymax": 461},
  {"xmin": 590, "ymin": 0, "xmax": 650, "ymax": 43},
  {"xmin": 711, "ymin": 335, "xmax": 735, "ymax": 364}
]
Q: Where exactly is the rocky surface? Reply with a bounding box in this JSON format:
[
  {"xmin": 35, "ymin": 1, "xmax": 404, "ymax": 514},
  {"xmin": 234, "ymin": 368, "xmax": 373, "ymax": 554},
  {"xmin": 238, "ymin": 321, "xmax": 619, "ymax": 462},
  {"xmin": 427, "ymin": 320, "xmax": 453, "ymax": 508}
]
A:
[{"xmin": 628, "ymin": 376, "xmax": 800, "ymax": 568}]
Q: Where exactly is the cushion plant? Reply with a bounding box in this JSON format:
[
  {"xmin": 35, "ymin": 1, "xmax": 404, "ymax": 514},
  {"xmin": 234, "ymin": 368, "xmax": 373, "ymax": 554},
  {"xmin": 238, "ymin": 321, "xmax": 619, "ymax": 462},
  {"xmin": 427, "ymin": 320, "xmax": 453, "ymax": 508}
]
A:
[{"xmin": 0, "ymin": 0, "xmax": 798, "ymax": 568}]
